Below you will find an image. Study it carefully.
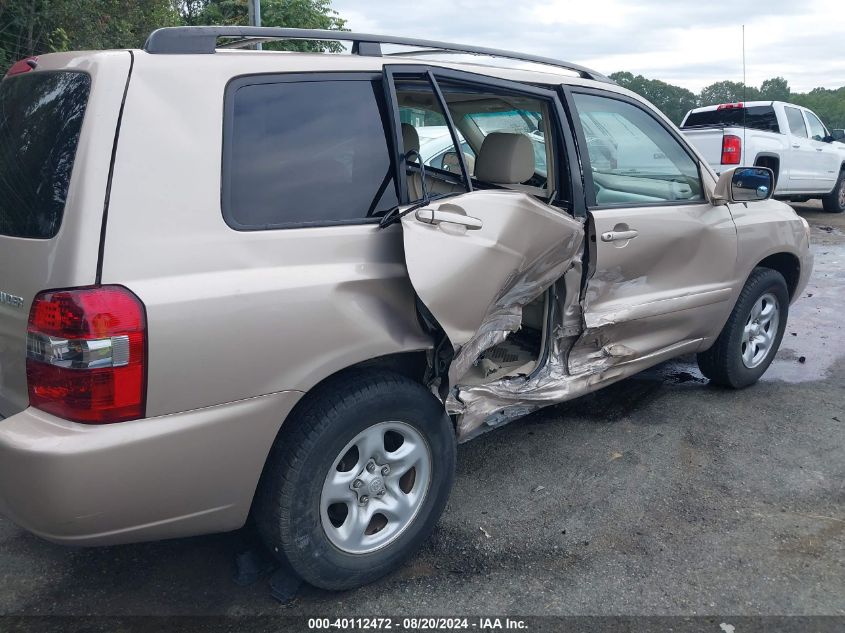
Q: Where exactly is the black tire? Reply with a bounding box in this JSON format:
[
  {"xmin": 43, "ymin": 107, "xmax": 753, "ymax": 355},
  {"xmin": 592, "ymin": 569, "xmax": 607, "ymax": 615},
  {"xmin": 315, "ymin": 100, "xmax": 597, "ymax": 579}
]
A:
[
  {"xmin": 254, "ymin": 369, "xmax": 456, "ymax": 590},
  {"xmin": 821, "ymin": 168, "xmax": 845, "ymax": 213},
  {"xmin": 697, "ymin": 268, "xmax": 789, "ymax": 388}
]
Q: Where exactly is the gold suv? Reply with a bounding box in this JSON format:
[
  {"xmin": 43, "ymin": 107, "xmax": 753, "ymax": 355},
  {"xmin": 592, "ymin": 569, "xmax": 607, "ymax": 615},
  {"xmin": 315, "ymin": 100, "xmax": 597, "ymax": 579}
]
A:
[{"xmin": 0, "ymin": 27, "xmax": 813, "ymax": 590}]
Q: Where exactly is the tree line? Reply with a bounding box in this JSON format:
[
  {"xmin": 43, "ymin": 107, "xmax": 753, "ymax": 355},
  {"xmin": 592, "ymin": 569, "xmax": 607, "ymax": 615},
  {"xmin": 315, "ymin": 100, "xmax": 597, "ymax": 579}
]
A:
[
  {"xmin": 0, "ymin": 0, "xmax": 346, "ymax": 72},
  {"xmin": 1, "ymin": 2, "xmax": 842, "ymax": 129},
  {"xmin": 610, "ymin": 72, "xmax": 845, "ymax": 129}
]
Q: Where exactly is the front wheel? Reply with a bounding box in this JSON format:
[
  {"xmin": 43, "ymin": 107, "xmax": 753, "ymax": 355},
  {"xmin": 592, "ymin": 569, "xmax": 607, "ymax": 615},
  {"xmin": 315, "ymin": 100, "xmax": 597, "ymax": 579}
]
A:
[
  {"xmin": 254, "ymin": 369, "xmax": 456, "ymax": 590},
  {"xmin": 697, "ymin": 268, "xmax": 789, "ymax": 388},
  {"xmin": 821, "ymin": 169, "xmax": 845, "ymax": 213}
]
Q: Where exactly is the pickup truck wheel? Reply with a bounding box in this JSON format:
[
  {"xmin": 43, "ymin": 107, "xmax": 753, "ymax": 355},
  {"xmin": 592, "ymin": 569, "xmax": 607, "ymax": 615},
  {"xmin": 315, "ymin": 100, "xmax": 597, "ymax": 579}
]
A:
[
  {"xmin": 253, "ymin": 369, "xmax": 456, "ymax": 590},
  {"xmin": 697, "ymin": 268, "xmax": 789, "ymax": 388},
  {"xmin": 822, "ymin": 169, "xmax": 845, "ymax": 213}
]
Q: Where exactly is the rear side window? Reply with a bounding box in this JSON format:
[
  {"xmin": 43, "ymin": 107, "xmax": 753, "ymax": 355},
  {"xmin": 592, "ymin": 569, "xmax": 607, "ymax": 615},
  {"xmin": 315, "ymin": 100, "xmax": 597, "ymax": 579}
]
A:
[
  {"xmin": 682, "ymin": 106, "xmax": 780, "ymax": 133},
  {"xmin": 784, "ymin": 107, "xmax": 808, "ymax": 138},
  {"xmin": 223, "ymin": 76, "xmax": 399, "ymax": 229},
  {"xmin": 0, "ymin": 72, "xmax": 90, "ymax": 239}
]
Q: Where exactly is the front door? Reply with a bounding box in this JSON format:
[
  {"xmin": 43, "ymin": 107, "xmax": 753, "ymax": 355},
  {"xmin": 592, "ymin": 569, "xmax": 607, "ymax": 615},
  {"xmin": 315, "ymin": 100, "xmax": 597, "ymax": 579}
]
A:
[
  {"xmin": 565, "ymin": 89, "xmax": 738, "ymax": 372},
  {"xmin": 803, "ymin": 110, "xmax": 841, "ymax": 192}
]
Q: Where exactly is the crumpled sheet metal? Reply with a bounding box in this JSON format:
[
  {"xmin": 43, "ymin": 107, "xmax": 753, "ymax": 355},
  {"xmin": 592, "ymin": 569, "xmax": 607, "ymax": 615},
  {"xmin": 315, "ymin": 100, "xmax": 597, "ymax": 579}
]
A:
[
  {"xmin": 441, "ymin": 222, "xmax": 593, "ymax": 440},
  {"xmin": 446, "ymin": 222, "xmax": 585, "ymax": 389},
  {"xmin": 448, "ymin": 252, "xmax": 649, "ymax": 442},
  {"xmin": 449, "ymin": 321, "xmax": 629, "ymax": 442}
]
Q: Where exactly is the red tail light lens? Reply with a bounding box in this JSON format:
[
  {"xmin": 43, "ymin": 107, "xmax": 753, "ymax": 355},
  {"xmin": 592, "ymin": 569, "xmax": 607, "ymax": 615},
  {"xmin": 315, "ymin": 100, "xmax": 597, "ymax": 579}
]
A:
[
  {"xmin": 5, "ymin": 57, "xmax": 38, "ymax": 78},
  {"xmin": 721, "ymin": 134, "xmax": 742, "ymax": 165},
  {"xmin": 26, "ymin": 286, "xmax": 147, "ymax": 424}
]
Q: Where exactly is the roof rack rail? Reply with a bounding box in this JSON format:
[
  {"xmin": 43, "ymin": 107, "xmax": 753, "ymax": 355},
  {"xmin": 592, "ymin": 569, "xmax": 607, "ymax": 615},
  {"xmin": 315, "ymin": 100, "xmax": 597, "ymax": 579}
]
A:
[{"xmin": 143, "ymin": 26, "xmax": 613, "ymax": 84}]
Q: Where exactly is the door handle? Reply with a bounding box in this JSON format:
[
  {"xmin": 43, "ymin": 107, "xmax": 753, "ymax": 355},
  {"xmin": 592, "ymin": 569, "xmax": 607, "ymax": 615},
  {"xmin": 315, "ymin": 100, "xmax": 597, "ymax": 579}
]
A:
[
  {"xmin": 601, "ymin": 229, "xmax": 639, "ymax": 242},
  {"xmin": 816, "ymin": 148, "xmax": 824, "ymax": 151},
  {"xmin": 415, "ymin": 208, "xmax": 483, "ymax": 230},
  {"xmin": 792, "ymin": 144, "xmax": 801, "ymax": 149}
]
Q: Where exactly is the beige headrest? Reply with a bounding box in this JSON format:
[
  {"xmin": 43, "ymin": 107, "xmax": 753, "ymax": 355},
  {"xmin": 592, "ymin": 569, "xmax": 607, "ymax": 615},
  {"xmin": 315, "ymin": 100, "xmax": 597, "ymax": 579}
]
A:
[
  {"xmin": 474, "ymin": 132, "xmax": 535, "ymax": 184},
  {"xmin": 401, "ymin": 123, "xmax": 420, "ymax": 154}
]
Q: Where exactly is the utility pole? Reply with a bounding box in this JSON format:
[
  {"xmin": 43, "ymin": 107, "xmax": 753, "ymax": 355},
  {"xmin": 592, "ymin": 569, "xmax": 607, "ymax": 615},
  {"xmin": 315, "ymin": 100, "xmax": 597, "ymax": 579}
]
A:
[{"xmin": 247, "ymin": 0, "xmax": 262, "ymax": 50}]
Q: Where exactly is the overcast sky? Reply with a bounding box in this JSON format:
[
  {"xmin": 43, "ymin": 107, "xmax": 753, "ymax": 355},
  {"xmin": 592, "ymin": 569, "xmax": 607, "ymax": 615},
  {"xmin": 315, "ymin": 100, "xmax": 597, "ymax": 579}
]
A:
[{"xmin": 331, "ymin": 0, "xmax": 845, "ymax": 93}]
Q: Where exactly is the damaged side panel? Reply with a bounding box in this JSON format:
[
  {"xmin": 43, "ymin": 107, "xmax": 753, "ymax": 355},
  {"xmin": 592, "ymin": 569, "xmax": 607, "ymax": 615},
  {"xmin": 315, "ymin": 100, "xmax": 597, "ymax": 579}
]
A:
[
  {"xmin": 400, "ymin": 190, "xmax": 587, "ymax": 439},
  {"xmin": 401, "ymin": 189, "xmax": 585, "ymax": 367},
  {"xmin": 430, "ymin": 199, "xmax": 739, "ymax": 441}
]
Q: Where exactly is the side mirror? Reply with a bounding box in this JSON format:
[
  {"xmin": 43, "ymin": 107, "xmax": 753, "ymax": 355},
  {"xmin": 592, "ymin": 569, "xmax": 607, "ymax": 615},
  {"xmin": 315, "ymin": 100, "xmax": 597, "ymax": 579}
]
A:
[
  {"xmin": 832, "ymin": 129, "xmax": 845, "ymax": 142},
  {"xmin": 713, "ymin": 166, "xmax": 774, "ymax": 204},
  {"xmin": 440, "ymin": 151, "xmax": 460, "ymax": 173}
]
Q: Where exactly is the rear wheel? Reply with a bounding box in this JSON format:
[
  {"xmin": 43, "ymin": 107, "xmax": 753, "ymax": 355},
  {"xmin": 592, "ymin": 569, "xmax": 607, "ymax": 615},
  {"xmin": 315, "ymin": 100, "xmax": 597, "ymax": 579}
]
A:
[
  {"xmin": 254, "ymin": 369, "xmax": 456, "ymax": 590},
  {"xmin": 697, "ymin": 268, "xmax": 789, "ymax": 388},
  {"xmin": 821, "ymin": 168, "xmax": 845, "ymax": 213}
]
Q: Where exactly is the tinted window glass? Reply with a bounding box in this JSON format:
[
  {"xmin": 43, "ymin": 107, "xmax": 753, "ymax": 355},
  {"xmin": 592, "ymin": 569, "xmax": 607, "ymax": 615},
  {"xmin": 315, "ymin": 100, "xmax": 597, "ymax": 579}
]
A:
[
  {"xmin": 0, "ymin": 72, "xmax": 90, "ymax": 239},
  {"xmin": 573, "ymin": 93, "xmax": 702, "ymax": 205},
  {"xmin": 682, "ymin": 106, "xmax": 780, "ymax": 133},
  {"xmin": 784, "ymin": 107, "xmax": 808, "ymax": 138},
  {"xmin": 225, "ymin": 78, "xmax": 399, "ymax": 228}
]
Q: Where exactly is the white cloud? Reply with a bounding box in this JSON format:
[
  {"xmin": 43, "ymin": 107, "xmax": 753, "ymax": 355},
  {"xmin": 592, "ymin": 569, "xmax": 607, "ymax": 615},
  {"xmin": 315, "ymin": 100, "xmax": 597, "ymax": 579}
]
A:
[{"xmin": 329, "ymin": 0, "xmax": 845, "ymax": 92}]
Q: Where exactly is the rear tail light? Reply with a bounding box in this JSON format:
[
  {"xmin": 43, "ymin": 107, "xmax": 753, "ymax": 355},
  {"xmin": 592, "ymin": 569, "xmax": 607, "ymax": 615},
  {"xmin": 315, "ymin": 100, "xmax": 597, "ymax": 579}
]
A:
[
  {"xmin": 26, "ymin": 286, "xmax": 147, "ymax": 424},
  {"xmin": 721, "ymin": 134, "xmax": 742, "ymax": 165}
]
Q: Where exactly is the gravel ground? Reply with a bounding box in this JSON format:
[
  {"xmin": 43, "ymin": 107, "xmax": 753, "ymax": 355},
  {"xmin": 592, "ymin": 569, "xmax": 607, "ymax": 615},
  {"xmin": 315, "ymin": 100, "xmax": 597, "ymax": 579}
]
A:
[{"xmin": 0, "ymin": 203, "xmax": 843, "ymax": 618}]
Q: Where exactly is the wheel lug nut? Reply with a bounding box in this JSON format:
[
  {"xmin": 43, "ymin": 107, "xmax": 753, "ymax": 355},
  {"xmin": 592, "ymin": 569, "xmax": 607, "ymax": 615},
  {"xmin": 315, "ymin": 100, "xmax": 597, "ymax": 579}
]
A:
[
  {"xmin": 359, "ymin": 495, "xmax": 369, "ymax": 504},
  {"xmin": 352, "ymin": 479, "xmax": 363, "ymax": 489},
  {"xmin": 381, "ymin": 465, "xmax": 390, "ymax": 476},
  {"xmin": 377, "ymin": 490, "xmax": 385, "ymax": 496},
  {"xmin": 366, "ymin": 462, "xmax": 376, "ymax": 473}
]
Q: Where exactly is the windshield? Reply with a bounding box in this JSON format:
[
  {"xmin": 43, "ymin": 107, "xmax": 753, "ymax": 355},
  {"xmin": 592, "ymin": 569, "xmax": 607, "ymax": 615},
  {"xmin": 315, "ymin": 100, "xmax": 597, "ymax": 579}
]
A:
[{"xmin": 0, "ymin": 71, "xmax": 91, "ymax": 239}]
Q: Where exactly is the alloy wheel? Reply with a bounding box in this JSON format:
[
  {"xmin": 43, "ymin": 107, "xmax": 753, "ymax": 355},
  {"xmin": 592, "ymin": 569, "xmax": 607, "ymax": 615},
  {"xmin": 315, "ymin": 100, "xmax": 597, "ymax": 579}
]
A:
[
  {"xmin": 320, "ymin": 421, "xmax": 432, "ymax": 554},
  {"xmin": 741, "ymin": 292, "xmax": 780, "ymax": 369}
]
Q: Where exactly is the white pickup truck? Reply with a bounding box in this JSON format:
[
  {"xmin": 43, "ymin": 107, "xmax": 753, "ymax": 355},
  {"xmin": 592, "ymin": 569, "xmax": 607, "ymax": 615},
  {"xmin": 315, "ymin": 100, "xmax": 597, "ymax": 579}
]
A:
[{"xmin": 681, "ymin": 101, "xmax": 845, "ymax": 212}]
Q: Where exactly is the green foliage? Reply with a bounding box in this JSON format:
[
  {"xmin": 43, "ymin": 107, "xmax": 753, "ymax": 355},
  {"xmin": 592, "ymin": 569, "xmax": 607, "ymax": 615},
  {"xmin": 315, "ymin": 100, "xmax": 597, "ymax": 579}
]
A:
[
  {"xmin": 176, "ymin": 1, "xmax": 347, "ymax": 51},
  {"xmin": 609, "ymin": 71, "xmax": 698, "ymax": 125},
  {"xmin": 0, "ymin": 1, "xmax": 181, "ymax": 67},
  {"xmin": 613, "ymin": 71, "xmax": 844, "ymax": 129},
  {"xmin": 699, "ymin": 80, "xmax": 760, "ymax": 106},
  {"xmin": 760, "ymin": 76, "xmax": 790, "ymax": 101},
  {"xmin": 791, "ymin": 86, "xmax": 845, "ymax": 129},
  {"xmin": 0, "ymin": 0, "xmax": 346, "ymax": 74}
]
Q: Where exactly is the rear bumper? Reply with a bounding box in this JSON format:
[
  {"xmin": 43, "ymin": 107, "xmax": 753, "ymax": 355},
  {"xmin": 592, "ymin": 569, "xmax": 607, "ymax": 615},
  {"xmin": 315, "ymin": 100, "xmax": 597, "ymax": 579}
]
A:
[{"xmin": 0, "ymin": 390, "xmax": 301, "ymax": 545}]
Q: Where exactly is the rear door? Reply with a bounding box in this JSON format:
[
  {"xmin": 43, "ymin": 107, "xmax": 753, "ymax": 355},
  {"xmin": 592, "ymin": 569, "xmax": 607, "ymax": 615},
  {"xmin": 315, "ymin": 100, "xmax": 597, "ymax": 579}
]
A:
[
  {"xmin": 382, "ymin": 66, "xmax": 585, "ymax": 372},
  {"xmin": 783, "ymin": 105, "xmax": 817, "ymax": 191},
  {"xmin": 0, "ymin": 52, "xmax": 131, "ymax": 417},
  {"xmin": 565, "ymin": 88, "xmax": 738, "ymax": 372}
]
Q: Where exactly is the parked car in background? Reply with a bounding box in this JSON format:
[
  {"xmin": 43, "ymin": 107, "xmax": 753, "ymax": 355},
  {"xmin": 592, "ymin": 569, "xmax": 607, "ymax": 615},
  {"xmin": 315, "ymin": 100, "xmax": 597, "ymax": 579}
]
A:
[
  {"xmin": 680, "ymin": 101, "xmax": 845, "ymax": 212},
  {"xmin": 0, "ymin": 27, "xmax": 812, "ymax": 592}
]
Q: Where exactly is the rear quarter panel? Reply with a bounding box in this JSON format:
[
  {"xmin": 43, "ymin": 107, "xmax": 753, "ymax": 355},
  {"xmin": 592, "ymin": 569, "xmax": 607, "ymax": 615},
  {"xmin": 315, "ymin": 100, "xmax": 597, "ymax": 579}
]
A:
[
  {"xmin": 101, "ymin": 53, "xmax": 430, "ymax": 417},
  {"xmin": 0, "ymin": 51, "xmax": 131, "ymax": 417}
]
